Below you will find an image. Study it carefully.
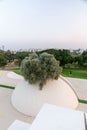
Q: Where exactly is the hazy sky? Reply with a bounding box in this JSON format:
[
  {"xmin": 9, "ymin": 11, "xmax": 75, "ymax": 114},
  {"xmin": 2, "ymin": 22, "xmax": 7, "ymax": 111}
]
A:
[{"xmin": 0, "ymin": 0, "xmax": 87, "ymax": 50}]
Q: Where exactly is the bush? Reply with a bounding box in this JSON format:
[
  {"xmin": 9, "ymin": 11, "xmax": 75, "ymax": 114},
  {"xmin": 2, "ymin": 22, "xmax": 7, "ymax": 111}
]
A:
[
  {"xmin": 0, "ymin": 53, "xmax": 7, "ymax": 66},
  {"xmin": 20, "ymin": 52, "xmax": 62, "ymax": 90}
]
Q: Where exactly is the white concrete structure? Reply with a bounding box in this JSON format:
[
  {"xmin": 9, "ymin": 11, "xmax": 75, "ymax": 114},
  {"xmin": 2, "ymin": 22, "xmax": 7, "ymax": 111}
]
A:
[
  {"xmin": 0, "ymin": 70, "xmax": 87, "ymax": 130},
  {"xmin": 7, "ymin": 120, "xmax": 31, "ymax": 130},
  {"xmin": 29, "ymin": 104, "xmax": 86, "ymax": 130},
  {"xmin": 7, "ymin": 104, "xmax": 86, "ymax": 130},
  {"xmin": 7, "ymin": 72, "xmax": 23, "ymax": 80},
  {"xmin": 0, "ymin": 70, "xmax": 22, "ymax": 86},
  {"xmin": 11, "ymin": 76, "xmax": 78, "ymax": 116}
]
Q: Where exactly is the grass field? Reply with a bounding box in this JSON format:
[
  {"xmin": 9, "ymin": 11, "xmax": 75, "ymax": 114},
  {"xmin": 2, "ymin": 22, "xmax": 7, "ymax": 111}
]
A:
[
  {"xmin": 11, "ymin": 68, "xmax": 87, "ymax": 79},
  {"xmin": 12, "ymin": 68, "xmax": 21, "ymax": 75},
  {"xmin": 11, "ymin": 67, "xmax": 87, "ymax": 79},
  {"xmin": 11, "ymin": 68, "xmax": 21, "ymax": 75},
  {"xmin": 61, "ymin": 68, "xmax": 87, "ymax": 79}
]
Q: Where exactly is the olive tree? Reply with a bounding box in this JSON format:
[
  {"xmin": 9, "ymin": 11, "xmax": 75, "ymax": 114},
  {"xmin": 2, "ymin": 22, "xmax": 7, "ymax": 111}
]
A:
[{"xmin": 20, "ymin": 52, "xmax": 62, "ymax": 90}]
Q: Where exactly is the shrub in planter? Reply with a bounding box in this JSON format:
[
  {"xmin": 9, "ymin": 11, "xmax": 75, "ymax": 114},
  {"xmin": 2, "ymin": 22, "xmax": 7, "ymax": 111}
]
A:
[{"xmin": 20, "ymin": 52, "xmax": 62, "ymax": 90}]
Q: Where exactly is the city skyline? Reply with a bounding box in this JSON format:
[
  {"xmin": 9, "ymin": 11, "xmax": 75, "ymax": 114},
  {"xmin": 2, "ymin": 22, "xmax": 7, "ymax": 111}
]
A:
[{"xmin": 0, "ymin": 0, "xmax": 87, "ymax": 50}]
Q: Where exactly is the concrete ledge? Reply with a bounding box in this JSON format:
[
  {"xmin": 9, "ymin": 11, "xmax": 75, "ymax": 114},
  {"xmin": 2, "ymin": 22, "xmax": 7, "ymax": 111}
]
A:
[
  {"xmin": 29, "ymin": 104, "xmax": 85, "ymax": 130},
  {"xmin": 11, "ymin": 76, "xmax": 78, "ymax": 116},
  {"xmin": 60, "ymin": 75, "xmax": 78, "ymax": 99},
  {"xmin": 7, "ymin": 120, "xmax": 31, "ymax": 130}
]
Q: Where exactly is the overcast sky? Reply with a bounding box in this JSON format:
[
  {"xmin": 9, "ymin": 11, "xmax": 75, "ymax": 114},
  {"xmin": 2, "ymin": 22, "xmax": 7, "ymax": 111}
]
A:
[{"xmin": 0, "ymin": 0, "xmax": 87, "ymax": 50}]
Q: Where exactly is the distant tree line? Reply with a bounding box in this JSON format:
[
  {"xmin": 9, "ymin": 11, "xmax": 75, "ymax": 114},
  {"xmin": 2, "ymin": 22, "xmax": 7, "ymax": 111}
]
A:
[
  {"xmin": 0, "ymin": 49, "xmax": 87, "ymax": 68},
  {"xmin": 37, "ymin": 49, "xmax": 87, "ymax": 68}
]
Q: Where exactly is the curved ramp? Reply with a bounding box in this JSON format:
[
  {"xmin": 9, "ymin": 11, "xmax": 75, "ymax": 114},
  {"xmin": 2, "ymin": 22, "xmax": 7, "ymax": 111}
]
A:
[{"xmin": 11, "ymin": 76, "xmax": 78, "ymax": 116}]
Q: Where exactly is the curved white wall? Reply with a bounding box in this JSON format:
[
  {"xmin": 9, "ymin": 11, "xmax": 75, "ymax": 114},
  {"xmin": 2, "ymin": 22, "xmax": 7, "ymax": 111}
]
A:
[{"xmin": 11, "ymin": 77, "xmax": 78, "ymax": 116}]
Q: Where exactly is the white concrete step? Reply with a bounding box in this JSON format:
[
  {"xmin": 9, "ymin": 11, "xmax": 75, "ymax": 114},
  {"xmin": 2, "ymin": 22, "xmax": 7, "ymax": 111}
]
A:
[
  {"xmin": 7, "ymin": 104, "xmax": 87, "ymax": 130},
  {"xmin": 29, "ymin": 104, "xmax": 86, "ymax": 130},
  {"xmin": 7, "ymin": 120, "xmax": 31, "ymax": 130}
]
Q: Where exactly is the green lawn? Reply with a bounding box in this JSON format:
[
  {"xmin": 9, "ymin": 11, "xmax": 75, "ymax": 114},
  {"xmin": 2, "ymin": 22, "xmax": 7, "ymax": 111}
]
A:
[
  {"xmin": 61, "ymin": 68, "xmax": 87, "ymax": 79},
  {"xmin": 11, "ymin": 67, "xmax": 87, "ymax": 79},
  {"xmin": 11, "ymin": 68, "xmax": 21, "ymax": 75}
]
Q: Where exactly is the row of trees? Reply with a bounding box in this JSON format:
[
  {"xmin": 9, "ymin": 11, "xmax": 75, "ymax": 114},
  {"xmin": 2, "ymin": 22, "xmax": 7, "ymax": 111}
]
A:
[
  {"xmin": 0, "ymin": 49, "xmax": 87, "ymax": 68},
  {"xmin": 38, "ymin": 49, "xmax": 87, "ymax": 67},
  {"xmin": 0, "ymin": 50, "xmax": 29, "ymax": 67}
]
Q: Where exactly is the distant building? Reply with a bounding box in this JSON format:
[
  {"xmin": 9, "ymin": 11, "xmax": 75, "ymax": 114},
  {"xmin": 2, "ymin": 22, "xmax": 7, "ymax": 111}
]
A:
[{"xmin": 70, "ymin": 49, "xmax": 84, "ymax": 55}]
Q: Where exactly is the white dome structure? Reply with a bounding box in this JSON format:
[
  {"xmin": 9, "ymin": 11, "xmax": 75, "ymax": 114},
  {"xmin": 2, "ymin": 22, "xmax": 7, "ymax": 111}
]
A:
[{"xmin": 11, "ymin": 76, "xmax": 78, "ymax": 116}]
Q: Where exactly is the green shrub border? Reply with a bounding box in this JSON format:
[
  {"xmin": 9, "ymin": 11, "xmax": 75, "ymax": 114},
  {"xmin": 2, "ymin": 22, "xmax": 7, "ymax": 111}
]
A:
[
  {"xmin": 0, "ymin": 84, "xmax": 15, "ymax": 89},
  {"xmin": 78, "ymin": 99, "xmax": 87, "ymax": 104}
]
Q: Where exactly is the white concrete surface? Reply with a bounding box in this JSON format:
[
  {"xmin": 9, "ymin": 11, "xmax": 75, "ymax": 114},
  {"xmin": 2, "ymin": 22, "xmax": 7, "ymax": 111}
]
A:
[
  {"xmin": 11, "ymin": 77, "xmax": 78, "ymax": 116},
  {"xmin": 0, "ymin": 70, "xmax": 87, "ymax": 130},
  {"xmin": 29, "ymin": 104, "xmax": 85, "ymax": 130},
  {"xmin": 0, "ymin": 87, "xmax": 34, "ymax": 130},
  {"xmin": 7, "ymin": 120, "xmax": 31, "ymax": 130},
  {"xmin": 78, "ymin": 103, "xmax": 87, "ymax": 113},
  {"xmin": 67, "ymin": 77, "xmax": 87, "ymax": 100},
  {"xmin": 0, "ymin": 70, "xmax": 22, "ymax": 87},
  {"xmin": 7, "ymin": 72, "xmax": 23, "ymax": 80}
]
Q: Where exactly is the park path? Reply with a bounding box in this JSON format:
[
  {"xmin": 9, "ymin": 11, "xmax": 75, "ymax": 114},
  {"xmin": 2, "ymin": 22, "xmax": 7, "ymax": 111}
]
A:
[
  {"xmin": 0, "ymin": 70, "xmax": 34, "ymax": 130},
  {"xmin": 67, "ymin": 77, "xmax": 87, "ymax": 100},
  {"xmin": 0, "ymin": 70, "xmax": 21, "ymax": 87},
  {"xmin": 0, "ymin": 87, "xmax": 34, "ymax": 130},
  {"xmin": 67, "ymin": 77, "xmax": 87, "ymax": 112}
]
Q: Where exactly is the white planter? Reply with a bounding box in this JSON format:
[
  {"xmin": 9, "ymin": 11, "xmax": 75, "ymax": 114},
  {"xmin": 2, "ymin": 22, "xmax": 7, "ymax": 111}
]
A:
[{"xmin": 11, "ymin": 76, "xmax": 78, "ymax": 116}]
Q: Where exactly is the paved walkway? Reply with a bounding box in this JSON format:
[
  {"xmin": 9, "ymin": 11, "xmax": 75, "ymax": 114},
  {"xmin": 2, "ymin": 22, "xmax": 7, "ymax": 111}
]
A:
[
  {"xmin": 67, "ymin": 77, "xmax": 87, "ymax": 112},
  {"xmin": 0, "ymin": 70, "xmax": 87, "ymax": 129},
  {"xmin": 0, "ymin": 70, "xmax": 21, "ymax": 87},
  {"xmin": 0, "ymin": 88, "xmax": 34, "ymax": 130},
  {"xmin": 67, "ymin": 77, "xmax": 87, "ymax": 100},
  {"xmin": 0, "ymin": 71, "xmax": 34, "ymax": 130}
]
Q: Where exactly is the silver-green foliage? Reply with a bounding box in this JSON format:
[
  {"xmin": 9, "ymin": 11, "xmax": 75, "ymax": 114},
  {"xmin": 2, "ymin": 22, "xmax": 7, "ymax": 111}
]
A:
[{"xmin": 20, "ymin": 52, "xmax": 61, "ymax": 90}]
